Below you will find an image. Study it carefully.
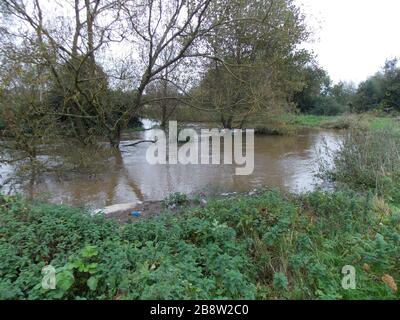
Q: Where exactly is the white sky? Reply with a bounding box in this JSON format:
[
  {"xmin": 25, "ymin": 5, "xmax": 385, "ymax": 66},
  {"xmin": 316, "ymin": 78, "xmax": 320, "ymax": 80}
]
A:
[{"xmin": 296, "ymin": 0, "xmax": 400, "ymax": 84}]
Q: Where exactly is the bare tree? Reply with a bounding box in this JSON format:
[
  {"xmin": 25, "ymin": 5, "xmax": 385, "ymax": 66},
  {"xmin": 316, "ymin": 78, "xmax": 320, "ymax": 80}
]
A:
[
  {"xmin": 1, "ymin": 0, "xmax": 226, "ymax": 148},
  {"xmin": 1, "ymin": 0, "xmax": 126, "ymax": 146}
]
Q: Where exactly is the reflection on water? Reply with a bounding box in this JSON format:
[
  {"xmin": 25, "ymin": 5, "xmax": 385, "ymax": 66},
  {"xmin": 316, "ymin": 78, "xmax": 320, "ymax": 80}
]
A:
[{"xmin": 0, "ymin": 120, "xmax": 343, "ymax": 209}]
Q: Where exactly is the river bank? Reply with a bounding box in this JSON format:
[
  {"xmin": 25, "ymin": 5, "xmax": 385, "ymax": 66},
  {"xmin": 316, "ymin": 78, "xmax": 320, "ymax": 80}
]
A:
[
  {"xmin": 1, "ymin": 123, "xmax": 399, "ymax": 300},
  {"xmin": 141, "ymin": 112, "xmax": 400, "ymax": 135},
  {"xmin": 252, "ymin": 113, "xmax": 400, "ymax": 135},
  {"xmin": 94, "ymin": 190, "xmax": 259, "ymax": 224},
  {"xmin": 1, "ymin": 115, "xmax": 399, "ymax": 300},
  {"xmin": 1, "ymin": 186, "xmax": 399, "ymax": 300}
]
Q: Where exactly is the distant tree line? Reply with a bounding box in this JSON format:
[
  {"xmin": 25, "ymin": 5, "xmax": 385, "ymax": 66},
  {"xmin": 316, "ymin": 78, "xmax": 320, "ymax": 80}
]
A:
[
  {"xmin": 294, "ymin": 58, "xmax": 400, "ymax": 116},
  {"xmin": 353, "ymin": 58, "xmax": 400, "ymax": 113}
]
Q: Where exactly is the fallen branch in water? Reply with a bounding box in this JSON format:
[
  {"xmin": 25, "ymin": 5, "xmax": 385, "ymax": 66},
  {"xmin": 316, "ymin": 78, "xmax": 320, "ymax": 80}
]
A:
[{"xmin": 123, "ymin": 140, "xmax": 157, "ymax": 147}]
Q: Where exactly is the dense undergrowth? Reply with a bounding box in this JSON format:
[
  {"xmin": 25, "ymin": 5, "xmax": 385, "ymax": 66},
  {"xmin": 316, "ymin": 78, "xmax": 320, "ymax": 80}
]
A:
[
  {"xmin": 0, "ymin": 187, "xmax": 399, "ymax": 300},
  {"xmin": 322, "ymin": 127, "xmax": 400, "ymax": 204}
]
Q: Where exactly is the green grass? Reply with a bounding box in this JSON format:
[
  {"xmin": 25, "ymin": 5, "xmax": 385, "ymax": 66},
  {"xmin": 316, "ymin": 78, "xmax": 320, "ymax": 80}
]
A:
[
  {"xmin": 1, "ymin": 189, "xmax": 399, "ymax": 300},
  {"xmin": 368, "ymin": 117, "xmax": 399, "ymax": 131},
  {"xmin": 280, "ymin": 114, "xmax": 337, "ymax": 127},
  {"xmin": 278, "ymin": 114, "xmax": 400, "ymax": 132},
  {"xmin": 249, "ymin": 114, "xmax": 342, "ymax": 135}
]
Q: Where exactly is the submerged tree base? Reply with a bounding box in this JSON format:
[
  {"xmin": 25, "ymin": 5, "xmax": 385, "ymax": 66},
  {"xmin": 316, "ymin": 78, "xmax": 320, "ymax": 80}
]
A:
[{"xmin": 0, "ymin": 188, "xmax": 399, "ymax": 300}]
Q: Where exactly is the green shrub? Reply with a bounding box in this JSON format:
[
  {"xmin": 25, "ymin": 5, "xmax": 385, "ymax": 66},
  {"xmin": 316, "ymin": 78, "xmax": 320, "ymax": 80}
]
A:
[
  {"xmin": 322, "ymin": 128, "xmax": 400, "ymax": 204},
  {"xmin": 0, "ymin": 195, "xmax": 255, "ymax": 300},
  {"xmin": 311, "ymin": 96, "xmax": 349, "ymax": 116}
]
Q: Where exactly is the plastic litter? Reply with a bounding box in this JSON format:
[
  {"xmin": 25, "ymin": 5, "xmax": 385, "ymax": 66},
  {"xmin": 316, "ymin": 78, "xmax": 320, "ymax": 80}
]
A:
[{"xmin": 131, "ymin": 211, "xmax": 142, "ymax": 218}]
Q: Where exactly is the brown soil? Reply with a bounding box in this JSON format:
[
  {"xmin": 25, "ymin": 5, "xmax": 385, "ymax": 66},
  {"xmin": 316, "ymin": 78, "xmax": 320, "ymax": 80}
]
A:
[{"xmin": 106, "ymin": 201, "xmax": 165, "ymax": 224}]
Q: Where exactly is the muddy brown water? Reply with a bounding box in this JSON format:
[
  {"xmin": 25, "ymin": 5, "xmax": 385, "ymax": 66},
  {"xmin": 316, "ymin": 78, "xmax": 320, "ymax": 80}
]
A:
[{"xmin": 0, "ymin": 120, "xmax": 343, "ymax": 210}]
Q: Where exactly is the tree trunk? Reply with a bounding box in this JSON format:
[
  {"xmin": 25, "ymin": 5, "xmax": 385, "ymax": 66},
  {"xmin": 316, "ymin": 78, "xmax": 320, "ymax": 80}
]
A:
[
  {"xmin": 161, "ymin": 104, "xmax": 167, "ymax": 130},
  {"xmin": 108, "ymin": 127, "xmax": 122, "ymax": 149},
  {"xmin": 85, "ymin": 0, "xmax": 95, "ymax": 63}
]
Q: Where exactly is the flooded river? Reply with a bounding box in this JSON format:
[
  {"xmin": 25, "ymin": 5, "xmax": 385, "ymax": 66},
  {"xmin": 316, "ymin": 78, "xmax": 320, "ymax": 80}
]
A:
[{"xmin": 0, "ymin": 120, "xmax": 343, "ymax": 209}]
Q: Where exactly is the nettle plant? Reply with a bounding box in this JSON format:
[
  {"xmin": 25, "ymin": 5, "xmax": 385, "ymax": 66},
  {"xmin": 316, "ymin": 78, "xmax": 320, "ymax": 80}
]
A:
[
  {"xmin": 163, "ymin": 193, "xmax": 190, "ymax": 209},
  {"xmin": 0, "ymin": 189, "xmax": 399, "ymax": 300},
  {"xmin": 31, "ymin": 246, "xmax": 100, "ymax": 299}
]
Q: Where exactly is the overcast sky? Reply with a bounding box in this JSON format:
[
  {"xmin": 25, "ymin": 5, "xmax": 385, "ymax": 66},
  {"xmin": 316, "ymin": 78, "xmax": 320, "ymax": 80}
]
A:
[{"xmin": 296, "ymin": 0, "xmax": 400, "ymax": 84}]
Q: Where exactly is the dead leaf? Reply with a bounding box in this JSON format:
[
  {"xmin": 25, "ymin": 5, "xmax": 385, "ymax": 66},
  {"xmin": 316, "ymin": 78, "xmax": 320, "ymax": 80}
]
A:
[
  {"xmin": 363, "ymin": 263, "xmax": 371, "ymax": 272},
  {"xmin": 382, "ymin": 274, "xmax": 398, "ymax": 293}
]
